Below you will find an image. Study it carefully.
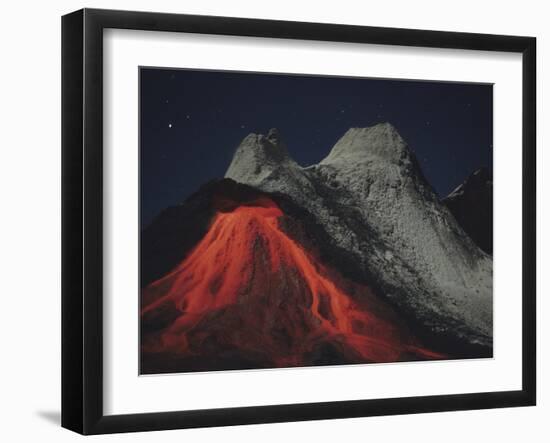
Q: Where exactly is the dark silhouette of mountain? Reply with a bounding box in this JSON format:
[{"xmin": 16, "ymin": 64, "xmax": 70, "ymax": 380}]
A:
[{"xmin": 443, "ymin": 168, "xmax": 493, "ymax": 255}]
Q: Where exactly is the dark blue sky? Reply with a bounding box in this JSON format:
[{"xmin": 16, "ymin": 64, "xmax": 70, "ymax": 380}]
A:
[{"xmin": 140, "ymin": 68, "xmax": 492, "ymax": 227}]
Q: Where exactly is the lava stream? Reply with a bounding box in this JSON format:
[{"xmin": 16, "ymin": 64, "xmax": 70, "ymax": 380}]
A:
[{"xmin": 141, "ymin": 197, "xmax": 442, "ymax": 368}]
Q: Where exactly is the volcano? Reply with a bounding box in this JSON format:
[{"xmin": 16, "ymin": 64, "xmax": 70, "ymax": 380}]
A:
[
  {"xmin": 141, "ymin": 191, "xmax": 442, "ymax": 373},
  {"xmin": 140, "ymin": 124, "xmax": 492, "ymax": 374}
]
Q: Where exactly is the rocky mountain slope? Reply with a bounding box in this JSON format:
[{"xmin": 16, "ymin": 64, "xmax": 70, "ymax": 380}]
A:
[{"xmin": 225, "ymin": 124, "xmax": 493, "ymax": 355}]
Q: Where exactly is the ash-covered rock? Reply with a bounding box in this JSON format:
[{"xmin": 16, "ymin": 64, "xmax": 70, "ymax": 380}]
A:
[{"xmin": 225, "ymin": 123, "xmax": 493, "ymax": 356}]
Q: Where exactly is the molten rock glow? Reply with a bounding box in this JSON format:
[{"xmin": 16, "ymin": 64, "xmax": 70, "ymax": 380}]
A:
[{"xmin": 141, "ymin": 198, "xmax": 442, "ymax": 371}]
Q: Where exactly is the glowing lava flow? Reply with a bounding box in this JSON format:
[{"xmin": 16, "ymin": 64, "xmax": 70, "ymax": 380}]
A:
[{"xmin": 141, "ymin": 197, "xmax": 442, "ymax": 369}]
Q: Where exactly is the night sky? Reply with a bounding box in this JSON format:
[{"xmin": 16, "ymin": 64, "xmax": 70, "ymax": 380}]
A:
[{"xmin": 140, "ymin": 68, "xmax": 492, "ymax": 227}]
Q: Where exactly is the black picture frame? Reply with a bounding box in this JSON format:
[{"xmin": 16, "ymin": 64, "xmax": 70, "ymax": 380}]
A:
[{"xmin": 62, "ymin": 8, "xmax": 536, "ymax": 435}]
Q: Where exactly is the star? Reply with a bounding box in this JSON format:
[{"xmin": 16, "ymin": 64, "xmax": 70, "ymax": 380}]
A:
[
  {"xmin": 240, "ymin": 125, "xmax": 246, "ymax": 129},
  {"xmin": 168, "ymin": 123, "xmax": 172, "ymax": 128}
]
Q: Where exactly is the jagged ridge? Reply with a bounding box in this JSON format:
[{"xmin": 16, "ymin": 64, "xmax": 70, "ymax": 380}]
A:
[{"xmin": 225, "ymin": 123, "xmax": 493, "ymax": 354}]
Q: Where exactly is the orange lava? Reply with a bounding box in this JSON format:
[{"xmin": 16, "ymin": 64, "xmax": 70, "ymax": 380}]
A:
[{"xmin": 141, "ymin": 197, "xmax": 443, "ymax": 368}]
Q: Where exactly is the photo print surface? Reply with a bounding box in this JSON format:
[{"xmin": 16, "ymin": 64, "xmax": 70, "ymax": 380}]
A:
[{"xmin": 139, "ymin": 68, "xmax": 493, "ymax": 375}]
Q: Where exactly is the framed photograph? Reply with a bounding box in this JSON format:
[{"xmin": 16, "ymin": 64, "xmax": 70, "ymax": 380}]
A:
[{"xmin": 62, "ymin": 8, "xmax": 536, "ymax": 434}]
